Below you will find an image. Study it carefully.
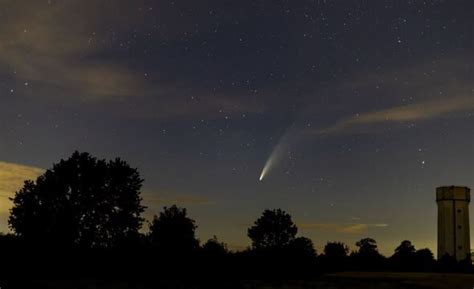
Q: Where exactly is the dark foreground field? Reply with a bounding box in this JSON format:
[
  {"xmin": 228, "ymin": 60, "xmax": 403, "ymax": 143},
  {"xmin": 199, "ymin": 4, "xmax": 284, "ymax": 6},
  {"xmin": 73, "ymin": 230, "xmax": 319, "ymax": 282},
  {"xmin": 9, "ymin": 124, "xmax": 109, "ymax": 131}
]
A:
[
  {"xmin": 4, "ymin": 273, "xmax": 474, "ymax": 289},
  {"xmin": 244, "ymin": 273, "xmax": 474, "ymax": 289},
  {"xmin": 322, "ymin": 272, "xmax": 474, "ymax": 289}
]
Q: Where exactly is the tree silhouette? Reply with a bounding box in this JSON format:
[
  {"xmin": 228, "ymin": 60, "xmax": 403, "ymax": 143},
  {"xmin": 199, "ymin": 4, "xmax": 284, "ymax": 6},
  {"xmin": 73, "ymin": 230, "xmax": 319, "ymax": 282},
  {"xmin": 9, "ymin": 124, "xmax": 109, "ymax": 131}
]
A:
[
  {"xmin": 352, "ymin": 237, "xmax": 386, "ymax": 270},
  {"xmin": 355, "ymin": 237, "xmax": 379, "ymax": 256},
  {"xmin": 288, "ymin": 236, "xmax": 317, "ymax": 259},
  {"xmin": 390, "ymin": 240, "xmax": 417, "ymax": 271},
  {"xmin": 321, "ymin": 242, "xmax": 349, "ymax": 272},
  {"xmin": 437, "ymin": 254, "xmax": 458, "ymax": 272},
  {"xmin": 390, "ymin": 242, "xmax": 436, "ymax": 272},
  {"xmin": 0, "ymin": 233, "xmax": 21, "ymax": 250},
  {"xmin": 148, "ymin": 205, "xmax": 199, "ymax": 253},
  {"xmin": 324, "ymin": 241, "xmax": 349, "ymax": 259},
  {"xmin": 457, "ymin": 254, "xmax": 474, "ymax": 273},
  {"xmin": 247, "ymin": 209, "xmax": 297, "ymax": 250},
  {"xmin": 394, "ymin": 240, "xmax": 416, "ymax": 256},
  {"xmin": 245, "ymin": 209, "xmax": 318, "ymax": 276},
  {"xmin": 414, "ymin": 248, "xmax": 435, "ymax": 272},
  {"xmin": 8, "ymin": 151, "xmax": 145, "ymax": 248}
]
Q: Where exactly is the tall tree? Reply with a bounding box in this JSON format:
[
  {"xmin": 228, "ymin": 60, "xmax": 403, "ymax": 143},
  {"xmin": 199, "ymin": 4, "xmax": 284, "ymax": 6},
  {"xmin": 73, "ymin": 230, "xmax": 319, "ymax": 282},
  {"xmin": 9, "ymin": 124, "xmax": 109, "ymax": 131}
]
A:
[
  {"xmin": 247, "ymin": 209, "xmax": 297, "ymax": 250},
  {"xmin": 9, "ymin": 151, "xmax": 145, "ymax": 248},
  {"xmin": 148, "ymin": 205, "xmax": 199, "ymax": 253}
]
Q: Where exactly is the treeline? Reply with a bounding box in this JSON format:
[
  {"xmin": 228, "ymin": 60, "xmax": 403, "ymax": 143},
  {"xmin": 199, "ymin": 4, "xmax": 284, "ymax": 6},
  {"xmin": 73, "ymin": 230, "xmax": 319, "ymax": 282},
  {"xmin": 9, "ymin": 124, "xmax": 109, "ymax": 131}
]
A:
[{"xmin": 0, "ymin": 152, "xmax": 471, "ymax": 278}]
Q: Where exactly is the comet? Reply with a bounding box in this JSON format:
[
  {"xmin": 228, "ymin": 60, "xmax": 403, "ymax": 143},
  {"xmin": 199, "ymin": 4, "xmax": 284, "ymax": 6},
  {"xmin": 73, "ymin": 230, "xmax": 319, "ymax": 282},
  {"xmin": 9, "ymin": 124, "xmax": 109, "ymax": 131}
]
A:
[
  {"xmin": 258, "ymin": 121, "xmax": 327, "ymax": 181},
  {"xmin": 258, "ymin": 126, "xmax": 297, "ymax": 181},
  {"xmin": 259, "ymin": 152, "xmax": 276, "ymax": 181}
]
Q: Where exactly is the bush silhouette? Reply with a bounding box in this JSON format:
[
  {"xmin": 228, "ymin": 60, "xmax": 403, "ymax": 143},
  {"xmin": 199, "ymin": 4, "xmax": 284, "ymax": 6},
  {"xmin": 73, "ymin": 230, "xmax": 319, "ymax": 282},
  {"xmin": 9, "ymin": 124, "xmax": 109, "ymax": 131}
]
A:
[
  {"xmin": 202, "ymin": 235, "xmax": 229, "ymax": 257},
  {"xmin": 8, "ymin": 151, "xmax": 145, "ymax": 249}
]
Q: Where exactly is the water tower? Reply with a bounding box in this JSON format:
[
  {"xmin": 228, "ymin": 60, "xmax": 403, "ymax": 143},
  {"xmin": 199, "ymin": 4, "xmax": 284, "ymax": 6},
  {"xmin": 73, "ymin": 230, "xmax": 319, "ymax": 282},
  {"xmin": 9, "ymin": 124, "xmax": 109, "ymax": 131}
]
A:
[{"xmin": 437, "ymin": 186, "xmax": 471, "ymax": 261}]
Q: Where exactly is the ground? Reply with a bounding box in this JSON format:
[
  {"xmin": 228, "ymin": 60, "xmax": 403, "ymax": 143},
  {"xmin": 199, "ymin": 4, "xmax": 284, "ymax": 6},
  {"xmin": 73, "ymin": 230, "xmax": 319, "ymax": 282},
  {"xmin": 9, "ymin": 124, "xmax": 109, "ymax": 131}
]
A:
[
  {"xmin": 5, "ymin": 274, "xmax": 474, "ymax": 289},
  {"xmin": 246, "ymin": 272, "xmax": 474, "ymax": 289}
]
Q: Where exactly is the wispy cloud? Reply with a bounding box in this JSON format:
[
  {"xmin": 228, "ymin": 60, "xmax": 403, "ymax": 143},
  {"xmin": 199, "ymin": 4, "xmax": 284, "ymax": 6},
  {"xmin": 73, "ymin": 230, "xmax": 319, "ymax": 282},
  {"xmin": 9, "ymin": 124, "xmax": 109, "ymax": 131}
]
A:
[
  {"xmin": 318, "ymin": 97, "xmax": 474, "ymax": 135},
  {"xmin": 0, "ymin": 0, "xmax": 261, "ymax": 120},
  {"xmin": 0, "ymin": 1, "xmax": 144, "ymax": 100},
  {"xmin": 0, "ymin": 162, "xmax": 44, "ymax": 214},
  {"xmin": 299, "ymin": 223, "xmax": 389, "ymax": 234}
]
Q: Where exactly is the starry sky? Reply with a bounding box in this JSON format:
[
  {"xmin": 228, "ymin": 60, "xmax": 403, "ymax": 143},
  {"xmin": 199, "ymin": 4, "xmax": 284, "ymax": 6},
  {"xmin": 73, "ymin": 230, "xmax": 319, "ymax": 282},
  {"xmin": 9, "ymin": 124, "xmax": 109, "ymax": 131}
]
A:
[{"xmin": 0, "ymin": 0, "xmax": 474, "ymax": 255}]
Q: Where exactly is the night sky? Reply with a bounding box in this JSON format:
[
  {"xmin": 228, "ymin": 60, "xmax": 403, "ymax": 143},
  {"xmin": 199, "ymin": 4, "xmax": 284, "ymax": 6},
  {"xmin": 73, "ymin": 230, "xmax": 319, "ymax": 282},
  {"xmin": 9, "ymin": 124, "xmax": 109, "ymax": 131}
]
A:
[{"xmin": 0, "ymin": 0, "xmax": 473, "ymax": 255}]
